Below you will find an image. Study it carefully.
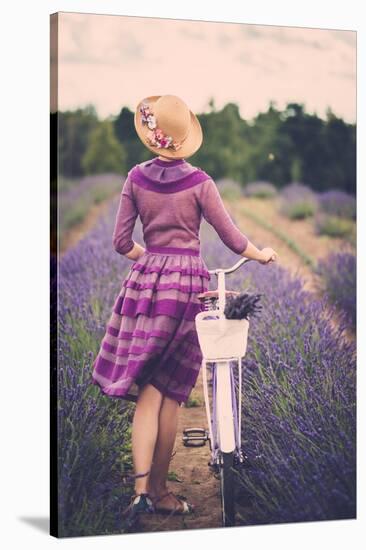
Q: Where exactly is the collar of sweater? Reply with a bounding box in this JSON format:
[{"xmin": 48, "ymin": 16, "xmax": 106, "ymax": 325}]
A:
[{"xmin": 137, "ymin": 157, "xmax": 198, "ymax": 184}]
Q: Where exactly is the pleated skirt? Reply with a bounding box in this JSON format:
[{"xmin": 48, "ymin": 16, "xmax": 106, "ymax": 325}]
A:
[{"xmin": 90, "ymin": 245, "xmax": 211, "ymax": 405}]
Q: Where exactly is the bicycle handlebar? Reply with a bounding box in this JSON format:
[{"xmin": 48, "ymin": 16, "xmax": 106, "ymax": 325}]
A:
[{"xmin": 208, "ymin": 257, "xmax": 253, "ymax": 276}]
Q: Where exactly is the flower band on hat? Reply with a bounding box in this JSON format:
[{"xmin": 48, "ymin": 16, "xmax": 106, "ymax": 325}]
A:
[{"xmin": 139, "ymin": 102, "xmax": 183, "ymax": 151}]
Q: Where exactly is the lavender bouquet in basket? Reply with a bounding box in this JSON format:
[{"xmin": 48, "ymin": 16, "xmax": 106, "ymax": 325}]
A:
[{"xmin": 224, "ymin": 291, "xmax": 262, "ymax": 320}]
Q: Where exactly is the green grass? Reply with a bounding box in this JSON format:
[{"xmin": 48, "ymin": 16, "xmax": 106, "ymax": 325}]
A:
[
  {"xmin": 186, "ymin": 394, "xmax": 202, "ymax": 407},
  {"xmin": 167, "ymin": 471, "xmax": 183, "ymax": 482}
]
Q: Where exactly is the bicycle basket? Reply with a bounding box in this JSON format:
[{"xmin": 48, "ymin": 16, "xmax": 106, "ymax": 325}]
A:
[{"xmin": 195, "ymin": 311, "xmax": 249, "ymax": 360}]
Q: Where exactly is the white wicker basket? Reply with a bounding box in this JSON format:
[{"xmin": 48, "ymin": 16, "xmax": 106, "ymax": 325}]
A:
[{"xmin": 195, "ymin": 311, "xmax": 249, "ymax": 360}]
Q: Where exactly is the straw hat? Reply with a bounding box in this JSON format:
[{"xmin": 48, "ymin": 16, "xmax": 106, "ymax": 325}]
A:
[{"xmin": 134, "ymin": 94, "xmax": 203, "ymax": 159}]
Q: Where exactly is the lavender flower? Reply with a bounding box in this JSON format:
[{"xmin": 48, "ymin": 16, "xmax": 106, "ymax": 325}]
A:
[
  {"xmin": 317, "ymin": 190, "xmax": 356, "ymax": 220},
  {"xmin": 244, "ymin": 181, "xmax": 278, "ymax": 199},
  {"xmin": 279, "ymin": 182, "xmax": 318, "ymax": 219},
  {"xmin": 315, "ymin": 251, "xmax": 356, "ymax": 330},
  {"xmin": 224, "ymin": 292, "xmax": 262, "ymax": 320}
]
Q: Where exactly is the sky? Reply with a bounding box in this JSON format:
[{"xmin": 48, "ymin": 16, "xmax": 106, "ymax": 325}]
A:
[{"xmin": 56, "ymin": 12, "xmax": 356, "ymax": 123}]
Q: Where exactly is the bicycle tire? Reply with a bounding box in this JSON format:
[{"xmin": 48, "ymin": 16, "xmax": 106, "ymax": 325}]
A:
[{"xmin": 219, "ymin": 451, "xmax": 236, "ymax": 527}]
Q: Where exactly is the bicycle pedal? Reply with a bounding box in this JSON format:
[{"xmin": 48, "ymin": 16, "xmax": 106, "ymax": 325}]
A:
[{"xmin": 182, "ymin": 427, "xmax": 208, "ymax": 447}]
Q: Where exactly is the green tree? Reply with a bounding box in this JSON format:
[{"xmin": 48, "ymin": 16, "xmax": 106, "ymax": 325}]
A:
[
  {"xmin": 57, "ymin": 100, "xmax": 355, "ymax": 194},
  {"xmin": 241, "ymin": 103, "xmax": 290, "ymax": 185},
  {"xmin": 59, "ymin": 105, "xmax": 99, "ymax": 177},
  {"xmin": 82, "ymin": 119, "xmax": 127, "ymax": 174},
  {"xmin": 113, "ymin": 106, "xmax": 149, "ymax": 167},
  {"xmin": 193, "ymin": 102, "xmax": 249, "ymax": 183}
]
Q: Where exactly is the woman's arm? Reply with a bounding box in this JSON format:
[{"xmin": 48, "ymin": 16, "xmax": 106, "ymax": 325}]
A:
[
  {"xmin": 112, "ymin": 175, "xmax": 145, "ymax": 260},
  {"xmin": 199, "ymin": 178, "xmax": 278, "ymax": 263},
  {"xmin": 199, "ymin": 178, "xmax": 249, "ymax": 255}
]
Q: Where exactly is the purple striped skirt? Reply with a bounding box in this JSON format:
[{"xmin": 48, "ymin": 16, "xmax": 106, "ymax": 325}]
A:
[{"xmin": 91, "ymin": 245, "xmax": 211, "ymax": 405}]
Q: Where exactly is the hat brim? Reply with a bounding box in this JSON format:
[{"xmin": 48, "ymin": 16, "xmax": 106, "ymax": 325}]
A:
[{"xmin": 134, "ymin": 95, "xmax": 203, "ymax": 159}]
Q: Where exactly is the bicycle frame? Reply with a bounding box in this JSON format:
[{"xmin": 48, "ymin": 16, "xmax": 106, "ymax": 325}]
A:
[
  {"xmin": 198, "ymin": 257, "xmax": 252, "ymax": 459},
  {"xmin": 193, "ymin": 257, "xmax": 253, "ymax": 526},
  {"xmin": 202, "ymin": 357, "xmax": 242, "ymax": 455}
]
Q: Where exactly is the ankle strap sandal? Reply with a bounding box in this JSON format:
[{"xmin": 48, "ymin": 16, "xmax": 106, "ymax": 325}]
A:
[
  {"xmin": 122, "ymin": 471, "xmax": 155, "ymax": 527},
  {"xmin": 151, "ymin": 490, "xmax": 195, "ymax": 515},
  {"xmin": 124, "ymin": 468, "xmax": 151, "ymax": 481}
]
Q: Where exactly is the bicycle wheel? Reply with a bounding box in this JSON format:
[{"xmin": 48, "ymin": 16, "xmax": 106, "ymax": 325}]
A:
[{"xmin": 219, "ymin": 451, "xmax": 236, "ymax": 527}]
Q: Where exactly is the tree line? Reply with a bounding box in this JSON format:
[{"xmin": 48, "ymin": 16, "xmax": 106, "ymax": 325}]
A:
[{"xmin": 54, "ymin": 99, "xmax": 356, "ymax": 194}]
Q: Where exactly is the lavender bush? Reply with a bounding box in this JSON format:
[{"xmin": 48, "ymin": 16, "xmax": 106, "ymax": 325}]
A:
[
  {"xmin": 244, "ymin": 181, "xmax": 278, "ymax": 199},
  {"xmin": 57, "ymin": 197, "xmax": 144, "ymax": 537},
  {"xmin": 314, "ymin": 212, "xmax": 355, "ymax": 242},
  {"xmin": 206, "ymin": 242, "xmax": 356, "ymax": 526},
  {"xmin": 315, "ymin": 252, "xmax": 356, "ymax": 331},
  {"xmin": 279, "ymin": 182, "xmax": 318, "ymax": 219},
  {"xmin": 317, "ymin": 190, "xmax": 356, "ymax": 220}
]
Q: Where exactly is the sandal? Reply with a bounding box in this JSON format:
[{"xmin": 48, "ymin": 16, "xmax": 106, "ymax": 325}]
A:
[
  {"xmin": 151, "ymin": 490, "xmax": 195, "ymax": 515},
  {"xmin": 121, "ymin": 470, "xmax": 155, "ymax": 527}
]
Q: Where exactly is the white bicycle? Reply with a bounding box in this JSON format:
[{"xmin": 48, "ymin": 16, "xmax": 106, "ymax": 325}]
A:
[{"xmin": 182, "ymin": 257, "xmax": 253, "ymax": 527}]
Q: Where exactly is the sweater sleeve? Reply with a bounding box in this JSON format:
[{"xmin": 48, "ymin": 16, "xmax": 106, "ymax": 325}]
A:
[
  {"xmin": 112, "ymin": 175, "xmax": 139, "ymax": 255},
  {"xmin": 198, "ymin": 178, "xmax": 249, "ymax": 255}
]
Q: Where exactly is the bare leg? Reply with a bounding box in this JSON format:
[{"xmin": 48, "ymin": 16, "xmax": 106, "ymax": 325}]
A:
[
  {"xmin": 131, "ymin": 383, "xmax": 163, "ymax": 494},
  {"xmin": 147, "ymin": 395, "xmax": 183, "ymax": 510}
]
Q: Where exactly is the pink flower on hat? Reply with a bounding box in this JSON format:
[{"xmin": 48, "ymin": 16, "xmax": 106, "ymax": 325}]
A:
[
  {"xmin": 140, "ymin": 102, "xmax": 182, "ymax": 151},
  {"xmin": 155, "ymin": 128, "xmax": 164, "ymax": 140}
]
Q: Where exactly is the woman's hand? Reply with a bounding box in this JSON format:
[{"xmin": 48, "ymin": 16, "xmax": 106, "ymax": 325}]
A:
[
  {"xmin": 125, "ymin": 242, "xmax": 146, "ymax": 261},
  {"xmin": 258, "ymin": 247, "xmax": 278, "ymax": 264},
  {"xmin": 240, "ymin": 241, "xmax": 278, "ymax": 264}
]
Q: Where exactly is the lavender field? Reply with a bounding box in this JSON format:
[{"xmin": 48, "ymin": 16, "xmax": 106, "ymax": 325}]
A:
[
  {"xmin": 56, "ymin": 194, "xmax": 356, "ymax": 536},
  {"xmin": 59, "ymin": 173, "xmax": 123, "ymax": 249}
]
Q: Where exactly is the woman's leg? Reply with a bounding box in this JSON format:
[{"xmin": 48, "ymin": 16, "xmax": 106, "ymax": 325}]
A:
[
  {"xmin": 148, "ymin": 395, "xmax": 180, "ymax": 501},
  {"xmin": 131, "ymin": 383, "xmax": 164, "ymax": 495}
]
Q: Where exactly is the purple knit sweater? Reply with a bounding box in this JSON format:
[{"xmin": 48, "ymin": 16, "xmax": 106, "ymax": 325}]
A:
[{"xmin": 112, "ymin": 157, "xmax": 249, "ymax": 256}]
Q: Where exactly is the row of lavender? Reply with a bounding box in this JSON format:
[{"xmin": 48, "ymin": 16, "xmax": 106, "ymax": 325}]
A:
[
  {"xmin": 58, "ymin": 173, "xmax": 123, "ymax": 245},
  {"xmin": 56, "ymin": 196, "xmax": 143, "ymax": 537},
  {"xmin": 278, "ymin": 183, "xmax": 356, "ymax": 243},
  {"xmin": 274, "ymin": 183, "xmax": 356, "ymax": 329},
  {"xmin": 316, "ymin": 251, "xmax": 356, "ymax": 331},
  {"xmin": 219, "ymin": 179, "xmax": 356, "ymax": 242},
  {"xmin": 202, "ymin": 235, "xmax": 356, "ymax": 525}
]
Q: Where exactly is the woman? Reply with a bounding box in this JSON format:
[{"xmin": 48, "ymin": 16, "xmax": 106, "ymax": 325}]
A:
[{"xmin": 91, "ymin": 95, "xmax": 278, "ymax": 521}]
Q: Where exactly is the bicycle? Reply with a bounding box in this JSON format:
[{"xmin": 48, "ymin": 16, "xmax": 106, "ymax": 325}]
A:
[{"xmin": 182, "ymin": 256, "xmax": 253, "ymax": 527}]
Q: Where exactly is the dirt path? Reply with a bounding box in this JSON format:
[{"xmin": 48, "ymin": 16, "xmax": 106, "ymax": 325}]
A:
[{"xmin": 227, "ymin": 197, "xmax": 317, "ymax": 293}]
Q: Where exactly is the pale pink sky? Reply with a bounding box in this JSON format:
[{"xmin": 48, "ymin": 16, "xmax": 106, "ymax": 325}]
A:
[{"xmin": 56, "ymin": 12, "xmax": 356, "ymax": 123}]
